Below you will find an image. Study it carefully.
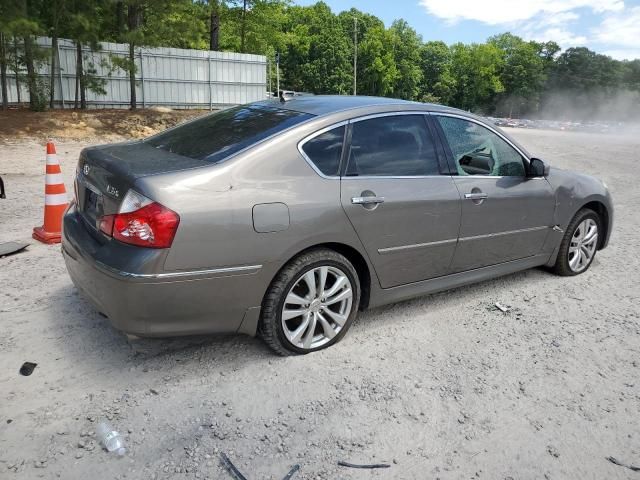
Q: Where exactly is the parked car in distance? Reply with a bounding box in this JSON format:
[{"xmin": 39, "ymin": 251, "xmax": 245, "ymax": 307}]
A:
[{"xmin": 62, "ymin": 96, "xmax": 613, "ymax": 355}]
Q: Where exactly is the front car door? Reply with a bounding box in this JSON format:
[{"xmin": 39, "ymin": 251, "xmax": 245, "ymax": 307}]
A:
[
  {"xmin": 339, "ymin": 112, "xmax": 461, "ymax": 288},
  {"xmin": 433, "ymin": 114, "xmax": 555, "ymax": 272}
]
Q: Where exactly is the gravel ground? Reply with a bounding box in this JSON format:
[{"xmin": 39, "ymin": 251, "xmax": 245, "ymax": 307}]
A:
[{"xmin": 0, "ymin": 128, "xmax": 638, "ymax": 480}]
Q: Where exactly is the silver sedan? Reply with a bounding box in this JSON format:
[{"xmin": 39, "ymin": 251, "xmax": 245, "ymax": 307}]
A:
[{"xmin": 62, "ymin": 96, "xmax": 613, "ymax": 355}]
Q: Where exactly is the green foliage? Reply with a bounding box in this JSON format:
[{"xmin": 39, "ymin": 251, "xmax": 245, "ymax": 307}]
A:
[
  {"xmin": 2, "ymin": 0, "xmax": 639, "ymax": 116},
  {"xmin": 420, "ymin": 40, "xmax": 455, "ymax": 104},
  {"xmin": 388, "ymin": 20, "xmax": 423, "ymax": 100}
]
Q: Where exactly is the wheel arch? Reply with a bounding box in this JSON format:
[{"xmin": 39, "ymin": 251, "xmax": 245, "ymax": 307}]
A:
[{"xmin": 264, "ymin": 242, "xmax": 372, "ymax": 312}]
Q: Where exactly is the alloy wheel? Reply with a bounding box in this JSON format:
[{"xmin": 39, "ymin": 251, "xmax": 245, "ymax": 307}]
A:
[
  {"xmin": 568, "ymin": 218, "xmax": 598, "ymax": 273},
  {"xmin": 281, "ymin": 265, "xmax": 354, "ymax": 350}
]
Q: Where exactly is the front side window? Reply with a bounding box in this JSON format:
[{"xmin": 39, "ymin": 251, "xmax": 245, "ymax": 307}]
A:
[
  {"xmin": 147, "ymin": 104, "xmax": 313, "ymax": 164},
  {"xmin": 436, "ymin": 116, "xmax": 526, "ymax": 177},
  {"xmin": 346, "ymin": 115, "xmax": 439, "ymax": 177},
  {"xmin": 301, "ymin": 125, "xmax": 345, "ymax": 176}
]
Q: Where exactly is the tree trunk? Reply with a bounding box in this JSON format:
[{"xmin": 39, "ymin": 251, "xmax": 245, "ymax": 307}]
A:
[
  {"xmin": 127, "ymin": 5, "xmax": 142, "ymax": 110},
  {"xmin": 240, "ymin": 0, "xmax": 247, "ymax": 53},
  {"xmin": 13, "ymin": 38, "xmax": 21, "ymax": 104},
  {"xmin": 23, "ymin": 35, "xmax": 40, "ymax": 110},
  {"xmin": 77, "ymin": 42, "xmax": 86, "ymax": 109},
  {"xmin": 74, "ymin": 42, "xmax": 80, "ymax": 108},
  {"xmin": 0, "ymin": 33, "xmax": 8, "ymax": 110},
  {"xmin": 209, "ymin": 2, "xmax": 220, "ymax": 51},
  {"xmin": 49, "ymin": 35, "xmax": 57, "ymax": 109},
  {"xmin": 128, "ymin": 41, "xmax": 136, "ymax": 109}
]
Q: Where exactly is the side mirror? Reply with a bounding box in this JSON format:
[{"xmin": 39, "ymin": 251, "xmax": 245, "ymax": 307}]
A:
[
  {"xmin": 0, "ymin": 176, "xmax": 5, "ymax": 199},
  {"xmin": 529, "ymin": 158, "xmax": 549, "ymax": 177}
]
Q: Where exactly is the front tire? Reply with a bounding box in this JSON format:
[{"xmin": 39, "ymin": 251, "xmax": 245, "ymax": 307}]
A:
[
  {"xmin": 260, "ymin": 249, "xmax": 360, "ymax": 356},
  {"xmin": 552, "ymin": 208, "xmax": 601, "ymax": 276}
]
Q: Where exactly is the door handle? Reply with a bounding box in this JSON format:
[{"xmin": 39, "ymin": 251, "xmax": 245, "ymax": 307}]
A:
[
  {"xmin": 464, "ymin": 193, "xmax": 488, "ymax": 200},
  {"xmin": 351, "ymin": 196, "xmax": 385, "ymax": 205}
]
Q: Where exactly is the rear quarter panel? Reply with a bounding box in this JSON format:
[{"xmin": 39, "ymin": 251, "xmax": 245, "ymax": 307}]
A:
[{"xmin": 134, "ymin": 116, "xmax": 374, "ymax": 307}]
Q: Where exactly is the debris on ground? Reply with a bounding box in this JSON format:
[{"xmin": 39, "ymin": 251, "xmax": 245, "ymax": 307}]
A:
[
  {"xmin": 19, "ymin": 362, "xmax": 37, "ymax": 376},
  {"xmin": 96, "ymin": 421, "xmax": 126, "ymax": 456},
  {"xmin": 338, "ymin": 460, "xmax": 391, "ymax": 469},
  {"xmin": 220, "ymin": 453, "xmax": 248, "ymax": 480},
  {"xmin": 0, "ymin": 241, "xmax": 29, "ymax": 258},
  {"xmin": 495, "ymin": 302, "xmax": 510, "ymax": 313},
  {"xmin": 606, "ymin": 456, "xmax": 640, "ymax": 472},
  {"xmin": 282, "ymin": 464, "xmax": 300, "ymax": 480},
  {"xmin": 220, "ymin": 453, "xmax": 300, "ymax": 480}
]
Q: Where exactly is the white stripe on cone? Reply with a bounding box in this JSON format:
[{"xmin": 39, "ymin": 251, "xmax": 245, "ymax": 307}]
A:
[
  {"xmin": 45, "ymin": 193, "xmax": 68, "ymax": 205},
  {"xmin": 45, "ymin": 173, "xmax": 65, "ymax": 184},
  {"xmin": 46, "ymin": 154, "xmax": 59, "ymax": 165}
]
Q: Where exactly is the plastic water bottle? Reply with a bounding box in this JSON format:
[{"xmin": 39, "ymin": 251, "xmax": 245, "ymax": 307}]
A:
[{"xmin": 96, "ymin": 421, "xmax": 126, "ymax": 456}]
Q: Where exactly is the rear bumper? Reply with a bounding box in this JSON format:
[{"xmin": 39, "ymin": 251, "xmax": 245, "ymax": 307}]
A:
[{"xmin": 61, "ymin": 207, "xmax": 265, "ymax": 337}]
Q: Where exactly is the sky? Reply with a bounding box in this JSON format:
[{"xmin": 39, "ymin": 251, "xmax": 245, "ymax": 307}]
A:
[{"xmin": 295, "ymin": 0, "xmax": 640, "ymax": 60}]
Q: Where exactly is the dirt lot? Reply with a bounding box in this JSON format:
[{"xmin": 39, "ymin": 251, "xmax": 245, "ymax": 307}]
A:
[
  {"xmin": 0, "ymin": 124, "xmax": 639, "ymax": 480},
  {"xmin": 0, "ymin": 108, "xmax": 204, "ymax": 144}
]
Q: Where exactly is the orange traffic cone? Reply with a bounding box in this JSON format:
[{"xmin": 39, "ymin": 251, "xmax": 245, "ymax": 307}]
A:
[{"xmin": 33, "ymin": 141, "xmax": 68, "ymax": 244}]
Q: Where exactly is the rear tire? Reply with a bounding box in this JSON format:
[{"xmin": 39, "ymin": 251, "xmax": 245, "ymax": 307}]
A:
[
  {"xmin": 260, "ymin": 249, "xmax": 360, "ymax": 356},
  {"xmin": 552, "ymin": 208, "xmax": 601, "ymax": 276}
]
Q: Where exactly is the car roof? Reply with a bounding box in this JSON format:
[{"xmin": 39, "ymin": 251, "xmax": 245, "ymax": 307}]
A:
[
  {"xmin": 253, "ymin": 95, "xmax": 532, "ymax": 159},
  {"xmin": 255, "ymin": 95, "xmax": 461, "ymax": 117}
]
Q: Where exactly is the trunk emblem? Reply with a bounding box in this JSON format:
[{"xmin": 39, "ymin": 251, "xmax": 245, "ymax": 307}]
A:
[
  {"xmin": 106, "ymin": 185, "xmax": 120, "ymax": 198},
  {"xmin": 83, "ymin": 164, "xmax": 90, "ymax": 175}
]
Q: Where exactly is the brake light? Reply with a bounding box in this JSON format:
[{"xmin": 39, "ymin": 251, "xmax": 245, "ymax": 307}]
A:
[{"xmin": 99, "ymin": 190, "xmax": 179, "ymax": 248}]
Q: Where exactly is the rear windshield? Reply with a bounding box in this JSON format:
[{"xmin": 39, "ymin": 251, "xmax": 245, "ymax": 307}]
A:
[{"xmin": 146, "ymin": 104, "xmax": 313, "ymax": 163}]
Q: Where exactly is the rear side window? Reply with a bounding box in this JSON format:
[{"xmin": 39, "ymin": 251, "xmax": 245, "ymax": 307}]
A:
[
  {"xmin": 147, "ymin": 104, "xmax": 313, "ymax": 164},
  {"xmin": 346, "ymin": 115, "xmax": 439, "ymax": 176},
  {"xmin": 300, "ymin": 125, "xmax": 345, "ymax": 176}
]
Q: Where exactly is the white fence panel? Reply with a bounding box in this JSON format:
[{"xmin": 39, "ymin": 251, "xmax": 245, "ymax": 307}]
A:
[{"xmin": 0, "ymin": 37, "xmax": 267, "ymax": 109}]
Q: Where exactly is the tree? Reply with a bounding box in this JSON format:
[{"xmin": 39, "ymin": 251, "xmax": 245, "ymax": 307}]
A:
[
  {"xmin": 209, "ymin": 0, "xmax": 221, "ymax": 50},
  {"xmin": 419, "ymin": 41, "xmax": 454, "ymax": 104},
  {"xmin": 280, "ymin": 3, "xmax": 351, "ymax": 94},
  {"xmin": 40, "ymin": 0, "xmax": 68, "ymax": 108},
  {"xmin": 356, "ymin": 23, "xmax": 397, "ymax": 96},
  {"xmin": 18, "ymin": 0, "xmax": 49, "ymax": 111},
  {"xmin": 450, "ymin": 42, "xmax": 504, "ymax": 111},
  {"xmin": 0, "ymin": 0, "xmax": 25, "ymax": 109},
  {"xmin": 62, "ymin": 0, "xmax": 109, "ymax": 109},
  {"xmin": 388, "ymin": 19, "xmax": 422, "ymax": 100},
  {"xmin": 489, "ymin": 33, "xmax": 545, "ymax": 117}
]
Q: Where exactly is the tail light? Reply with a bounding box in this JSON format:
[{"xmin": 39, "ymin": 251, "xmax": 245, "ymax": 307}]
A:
[{"xmin": 99, "ymin": 190, "xmax": 179, "ymax": 248}]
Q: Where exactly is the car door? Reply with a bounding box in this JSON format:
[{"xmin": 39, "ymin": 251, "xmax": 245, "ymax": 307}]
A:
[
  {"xmin": 434, "ymin": 114, "xmax": 555, "ymax": 272},
  {"xmin": 339, "ymin": 112, "xmax": 461, "ymax": 289}
]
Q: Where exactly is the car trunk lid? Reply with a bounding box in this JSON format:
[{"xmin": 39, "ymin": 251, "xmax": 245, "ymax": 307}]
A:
[{"xmin": 75, "ymin": 141, "xmax": 209, "ymax": 233}]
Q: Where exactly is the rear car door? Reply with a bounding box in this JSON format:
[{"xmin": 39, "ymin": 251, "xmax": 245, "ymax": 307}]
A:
[
  {"xmin": 434, "ymin": 114, "xmax": 555, "ymax": 272},
  {"xmin": 338, "ymin": 113, "xmax": 461, "ymax": 289}
]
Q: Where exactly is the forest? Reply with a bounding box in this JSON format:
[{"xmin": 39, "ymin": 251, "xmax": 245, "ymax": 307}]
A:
[{"xmin": 1, "ymin": 0, "xmax": 639, "ymax": 120}]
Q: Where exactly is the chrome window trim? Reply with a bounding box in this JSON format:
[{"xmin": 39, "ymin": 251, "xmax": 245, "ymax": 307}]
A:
[
  {"xmin": 297, "ymin": 120, "xmax": 349, "ymax": 179},
  {"xmin": 342, "ymin": 174, "xmax": 453, "ymax": 180},
  {"xmin": 347, "ymin": 110, "xmax": 429, "ymax": 123},
  {"xmin": 297, "ymin": 110, "xmax": 534, "ymax": 180},
  {"xmin": 430, "ymin": 112, "xmax": 532, "ymax": 168}
]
